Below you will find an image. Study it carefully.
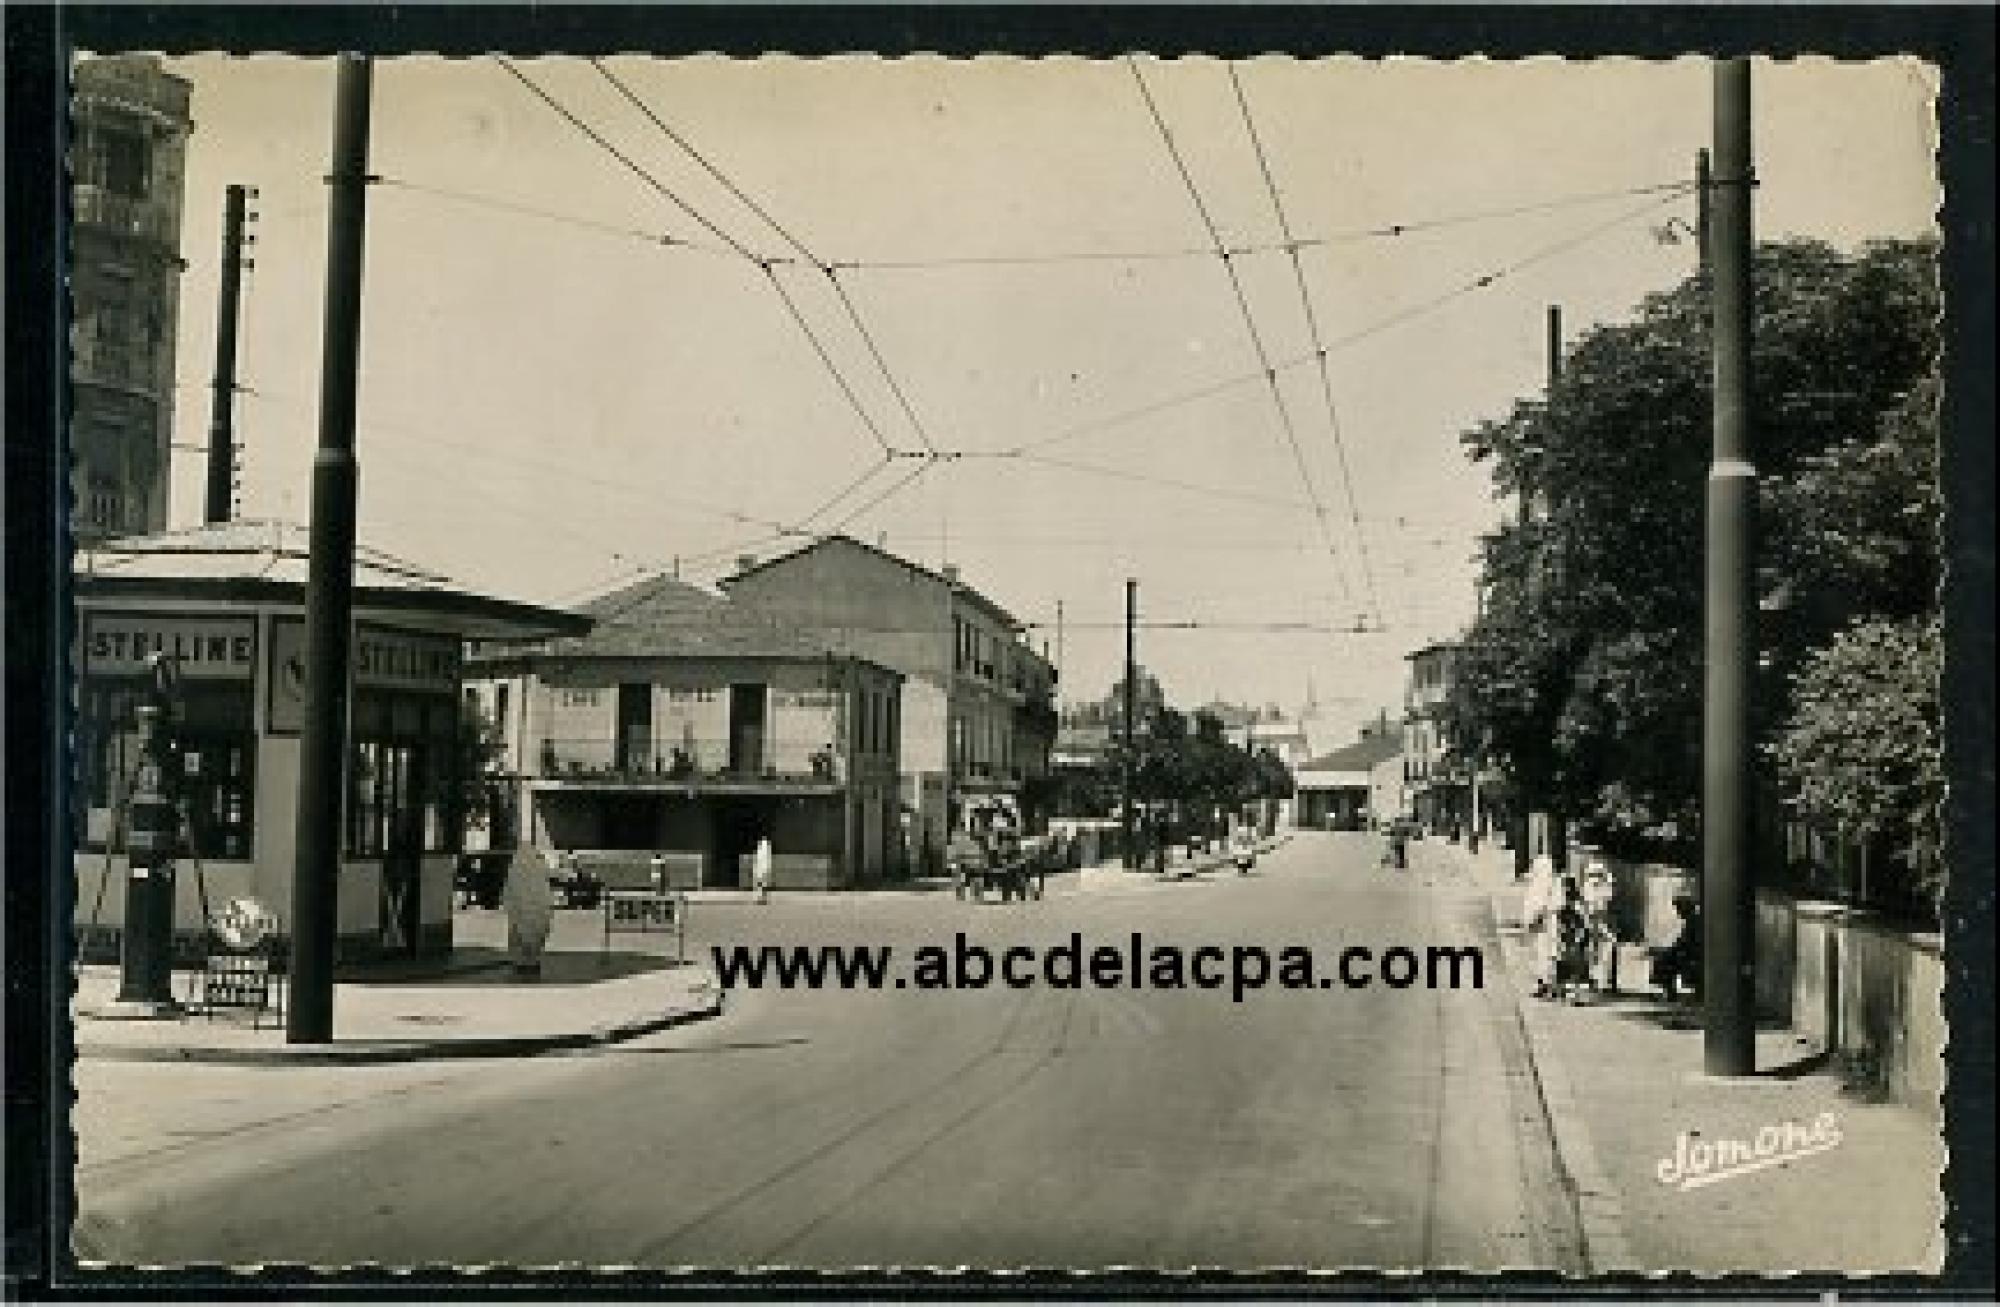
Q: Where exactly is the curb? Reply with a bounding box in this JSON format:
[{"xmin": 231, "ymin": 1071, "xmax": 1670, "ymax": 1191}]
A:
[
  {"xmin": 78, "ymin": 974, "xmax": 725, "ymax": 1067},
  {"xmin": 1474, "ymin": 868, "xmax": 1640, "ymax": 1274},
  {"xmin": 1508, "ymin": 958, "xmax": 1640, "ymax": 1273}
]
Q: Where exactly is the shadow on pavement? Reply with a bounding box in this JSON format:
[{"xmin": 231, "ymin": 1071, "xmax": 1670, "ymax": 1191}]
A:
[
  {"xmin": 562, "ymin": 1036, "xmax": 815, "ymax": 1058},
  {"xmin": 345, "ymin": 947, "xmax": 685, "ymax": 987}
]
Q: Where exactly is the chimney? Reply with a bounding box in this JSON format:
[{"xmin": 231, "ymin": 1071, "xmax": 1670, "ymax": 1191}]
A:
[
  {"xmin": 736, "ymin": 554, "xmax": 756, "ymax": 574},
  {"xmin": 942, "ymin": 564, "xmax": 960, "ymax": 585}
]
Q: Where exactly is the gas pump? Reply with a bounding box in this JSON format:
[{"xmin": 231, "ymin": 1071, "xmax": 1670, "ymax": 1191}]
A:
[{"xmin": 105, "ymin": 652, "xmax": 183, "ymax": 1017}]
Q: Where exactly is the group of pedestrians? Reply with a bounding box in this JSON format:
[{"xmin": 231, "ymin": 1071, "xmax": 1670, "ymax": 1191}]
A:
[
  {"xmin": 1521, "ymin": 853, "xmax": 1619, "ymax": 1001},
  {"xmin": 1520, "ymin": 846, "xmax": 1703, "ymax": 1003}
]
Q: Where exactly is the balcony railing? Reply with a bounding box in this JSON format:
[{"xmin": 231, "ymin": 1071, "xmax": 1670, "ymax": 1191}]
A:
[
  {"xmin": 533, "ymin": 734, "xmax": 845, "ymax": 785},
  {"xmin": 73, "ymin": 184, "xmax": 179, "ymax": 246}
]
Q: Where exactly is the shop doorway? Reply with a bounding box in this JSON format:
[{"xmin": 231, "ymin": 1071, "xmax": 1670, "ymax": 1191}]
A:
[
  {"xmin": 378, "ymin": 743, "xmax": 423, "ymax": 957},
  {"xmin": 710, "ymin": 795, "xmax": 775, "ymax": 888},
  {"xmin": 617, "ymin": 683, "xmax": 651, "ymax": 773},
  {"xmin": 728, "ymin": 684, "xmax": 766, "ymax": 775}
]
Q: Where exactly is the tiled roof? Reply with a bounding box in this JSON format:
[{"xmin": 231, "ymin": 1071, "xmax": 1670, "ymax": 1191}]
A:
[
  {"xmin": 75, "ymin": 520, "xmax": 587, "ymax": 641},
  {"xmin": 478, "ymin": 568, "xmax": 895, "ymax": 671},
  {"xmin": 77, "ymin": 519, "xmax": 453, "ymax": 589},
  {"xmin": 721, "ymin": 533, "xmax": 1026, "ymax": 630},
  {"xmin": 1298, "ymin": 730, "xmax": 1405, "ymax": 776}
]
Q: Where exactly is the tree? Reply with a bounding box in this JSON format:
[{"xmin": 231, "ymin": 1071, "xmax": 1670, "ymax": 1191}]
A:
[
  {"xmin": 458, "ymin": 699, "xmax": 509, "ymax": 843},
  {"xmin": 1453, "ymin": 238, "xmax": 1940, "ymax": 847},
  {"xmin": 1771, "ymin": 617, "xmax": 1943, "ymax": 916}
]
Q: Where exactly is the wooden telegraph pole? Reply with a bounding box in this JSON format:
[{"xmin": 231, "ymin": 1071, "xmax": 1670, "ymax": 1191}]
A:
[{"xmin": 203, "ymin": 184, "xmax": 251, "ymax": 524}]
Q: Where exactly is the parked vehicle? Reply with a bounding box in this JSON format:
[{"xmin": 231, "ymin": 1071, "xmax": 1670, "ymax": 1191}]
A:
[
  {"xmin": 453, "ymin": 850, "xmax": 512, "ymax": 909},
  {"xmin": 546, "ymin": 851, "xmax": 605, "ymax": 909}
]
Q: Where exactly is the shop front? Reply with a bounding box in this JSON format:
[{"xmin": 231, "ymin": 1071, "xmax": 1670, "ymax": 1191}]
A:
[{"xmin": 73, "ymin": 522, "xmax": 587, "ymax": 963}]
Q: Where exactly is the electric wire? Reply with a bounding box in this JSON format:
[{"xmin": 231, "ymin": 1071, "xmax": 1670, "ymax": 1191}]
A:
[
  {"xmin": 235, "ymin": 386, "xmax": 807, "ymax": 538},
  {"xmin": 1229, "ymin": 64, "xmax": 1386, "ymax": 631},
  {"xmin": 756, "ymin": 262, "xmax": 901, "ymax": 455},
  {"xmin": 1127, "ymin": 56, "xmax": 1353, "ymax": 604},
  {"xmin": 832, "ymin": 455, "xmax": 938, "ymax": 534},
  {"xmin": 374, "ymin": 176, "xmax": 723, "ymax": 253},
  {"xmin": 494, "ymin": 56, "xmax": 902, "ymax": 460},
  {"xmin": 590, "ymin": 58, "xmax": 941, "ymax": 456},
  {"xmin": 1003, "ymin": 183, "xmax": 1695, "ymax": 460},
  {"xmin": 1009, "ymin": 450, "xmax": 1315, "ymax": 513},
  {"xmin": 831, "ymin": 181, "xmax": 1689, "ymax": 271}
]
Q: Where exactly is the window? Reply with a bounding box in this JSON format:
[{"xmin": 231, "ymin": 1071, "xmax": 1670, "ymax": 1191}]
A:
[
  {"xmin": 347, "ymin": 690, "xmax": 460, "ymax": 857},
  {"xmin": 95, "ymin": 124, "xmax": 149, "ymax": 197},
  {"xmin": 77, "ymin": 679, "xmax": 256, "ymax": 858}
]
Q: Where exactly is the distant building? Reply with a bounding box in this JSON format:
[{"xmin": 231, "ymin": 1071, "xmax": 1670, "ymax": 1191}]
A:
[
  {"xmin": 1294, "ymin": 722, "xmax": 1404, "ymax": 831},
  {"xmin": 465, "ymin": 572, "xmax": 904, "ymax": 890},
  {"xmin": 1403, "ymin": 641, "xmax": 1469, "ymax": 834},
  {"xmin": 70, "ymin": 55, "xmax": 194, "ymax": 544},
  {"xmin": 719, "ymin": 535, "xmax": 1058, "ymax": 870},
  {"xmin": 1370, "ymin": 745, "xmax": 1408, "ymax": 829}
]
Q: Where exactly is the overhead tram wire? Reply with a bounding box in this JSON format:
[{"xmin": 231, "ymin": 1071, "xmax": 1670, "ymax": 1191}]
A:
[
  {"xmin": 673, "ymin": 450, "xmax": 929, "ymax": 574},
  {"xmin": 492, "ymin": 56, "xmax": 903, "ymax": 461},
  {"xmin": 1126, "ymin": 56, "xmax": 1354, "ymax": 605},
  {"xmin": 1001, "ymin": 181, "xmax": 1697, "ymax": 461},
  {"xmin": 1007, "ymin": 450, "xmax": 1317, "ymax": 513},
  {"xmin": 1023, "ymin": 618, "xmax": 1380, "ymax": 635},
  {"xmin": 373, "ymin": 176, "xmax": 730, "ymax": 255},
  {"xmin": 590, "ymin": 58, "xmax": 942, "ymax": 457},
  {"xmin": 828, "ymin": 179, "xmax": 1691, "ymax": 272},
  {"xmin": 1229, "ymin": 65, "xmax": 1385, "ymax": 631},
  {"xmin": 234, "ymin": 384, "xmax": 810, "ymax": 539}
]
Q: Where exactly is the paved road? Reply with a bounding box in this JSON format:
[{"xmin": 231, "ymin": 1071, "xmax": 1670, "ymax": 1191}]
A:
[{"xmin": 75, "ymin": 832, "xmax": 1584, "ymax": 1271}]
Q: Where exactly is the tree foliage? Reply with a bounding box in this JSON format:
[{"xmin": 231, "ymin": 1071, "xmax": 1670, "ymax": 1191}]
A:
[
  {"xmin": 458, "ymin": 698, "xmax": 509, "ymax": 838},
  {"xmin": 1451, "ymin": 237, "xmax": 1941, "ymax": 874},
  {"xmin": 1771, "ymin": 617, "xmax": 1944, "ymax": 911}
]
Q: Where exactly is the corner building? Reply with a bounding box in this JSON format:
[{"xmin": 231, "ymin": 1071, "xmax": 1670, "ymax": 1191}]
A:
[{"xmin": 718, "ymin": 535, "xmax": 1058, "ymax": 875}]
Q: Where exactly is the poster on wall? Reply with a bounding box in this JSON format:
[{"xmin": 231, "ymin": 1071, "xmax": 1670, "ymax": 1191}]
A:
[{"xmin": 267, "ymin": 618, "xmax": 461, "ymax": 735}]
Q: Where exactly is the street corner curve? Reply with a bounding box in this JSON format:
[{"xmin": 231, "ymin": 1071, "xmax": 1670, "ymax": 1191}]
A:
[{"xmin": 581, "ymin": 965, "xmax": 728, "ymax": 1049}]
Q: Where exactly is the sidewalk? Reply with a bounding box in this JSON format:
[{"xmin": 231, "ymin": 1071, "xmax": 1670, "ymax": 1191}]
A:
[
  {"xmin": 73, "ymin": 908, "xmax": 722, "ymax": 1066},
  {"xmin": 1429, "ymin": 837, "xmax": 1944, "ymax": 1274}
]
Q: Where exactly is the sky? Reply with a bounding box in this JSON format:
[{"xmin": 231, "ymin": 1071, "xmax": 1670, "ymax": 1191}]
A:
[{"xmin": 141, "ymin": 53, "xmax": 1940, "ymax": 739}]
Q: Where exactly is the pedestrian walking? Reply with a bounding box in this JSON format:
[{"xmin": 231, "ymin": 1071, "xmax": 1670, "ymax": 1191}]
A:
[
  {"xmin": 1651, "ymin": 893, "xmax": 1702, "ymax": 1000},
  {"xmin": 1552, "ymin": 875, "xmax": 1595, "ymax": 1002},
  {"xmin": 752, "ymin": 834, "xmax": 774, "ymax": 904},
  {"xmin": 1579, "ymin": 850, "xmax": 1618, "ymax": 992},
  {"xmin": 1521, "ymin": 852, "xmax": 1560, "ymax": 998}
]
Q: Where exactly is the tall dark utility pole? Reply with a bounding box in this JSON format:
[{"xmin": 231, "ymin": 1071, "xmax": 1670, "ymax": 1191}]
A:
[
  {"xmin": 1514, "ymin": 305, "xmax": 1566, "ymax": 879},
  {"xmin": 1122, "ymin": 579, "xmax": 1138, "ymax": 869},
  {"xmin": 289, "ymin": 55, "xmax": 373, "ymax": 1045},
  {"xmin": 203, "ymin": 185, "xmax": 252, "ymax": 524},
  {"xmin": 1696, "ymin": 148, "xmax": 1713, "ymax": 281},
  {"xmin": 1705, "ymin": 58, "xmax": 1758, "ymax": 1077}
]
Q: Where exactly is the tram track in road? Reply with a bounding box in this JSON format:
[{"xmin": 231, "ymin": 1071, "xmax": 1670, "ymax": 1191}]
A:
[
  {"xmin": 628, "ymin": 983, "xmax": 1074, "ymax": 1265},
  {"xmin": 755, "ymin": 987, "xmax": 1083, "ymax": 1264}
]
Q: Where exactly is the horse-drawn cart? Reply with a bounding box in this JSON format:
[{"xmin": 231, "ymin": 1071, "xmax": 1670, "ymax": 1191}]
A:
[{"xmin": 949, "ymin": 833, "xmax": 1053, "ymax": 903}]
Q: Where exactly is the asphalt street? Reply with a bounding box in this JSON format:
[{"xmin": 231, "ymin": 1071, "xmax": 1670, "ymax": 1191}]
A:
[{"xmin": 73, "ymin": 832, "xmax": 1585, "ymax": 1271}]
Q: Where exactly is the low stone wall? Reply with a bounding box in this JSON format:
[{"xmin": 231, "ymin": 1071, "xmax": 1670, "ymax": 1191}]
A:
[
  {"xmin": 735, "ymin": 851, "xmax": 840, "ymax": 891},
  {"xmin": 1802, "ymin": 905, "xmax": 1945, "ymax": 1119},
  {"xmin": 1601, "ymin": 856, "xmax": 1941, "ymax": 1118}
]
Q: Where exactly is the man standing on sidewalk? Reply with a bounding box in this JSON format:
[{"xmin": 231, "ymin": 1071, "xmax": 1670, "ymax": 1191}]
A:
[{"xmin": 752, "ymin": 835, "xmax": 774, "ymax": 904}]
